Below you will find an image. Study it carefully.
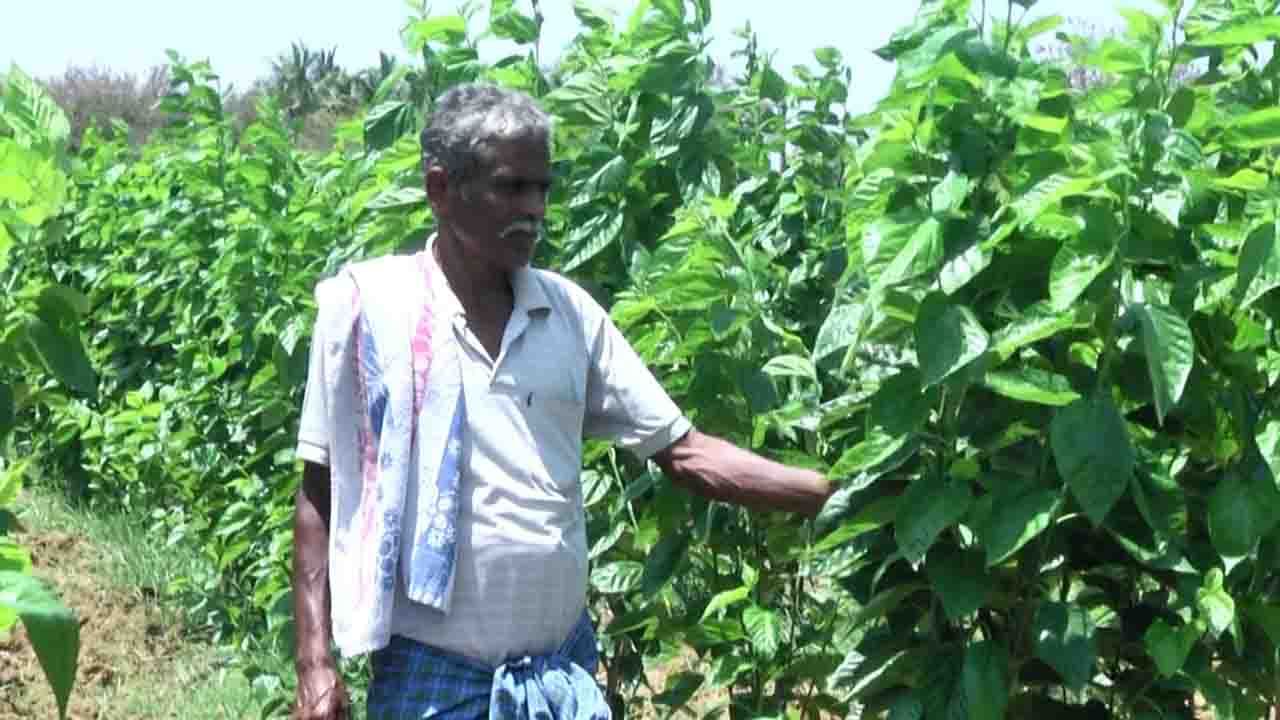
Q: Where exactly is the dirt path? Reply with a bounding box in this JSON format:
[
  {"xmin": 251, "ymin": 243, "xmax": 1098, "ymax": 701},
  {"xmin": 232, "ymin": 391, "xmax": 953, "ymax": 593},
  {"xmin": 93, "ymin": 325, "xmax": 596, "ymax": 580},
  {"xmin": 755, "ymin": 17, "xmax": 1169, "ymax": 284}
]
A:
[{"xmin": 0, "ymin": 501, "xmax": 264, "ymax": 719}]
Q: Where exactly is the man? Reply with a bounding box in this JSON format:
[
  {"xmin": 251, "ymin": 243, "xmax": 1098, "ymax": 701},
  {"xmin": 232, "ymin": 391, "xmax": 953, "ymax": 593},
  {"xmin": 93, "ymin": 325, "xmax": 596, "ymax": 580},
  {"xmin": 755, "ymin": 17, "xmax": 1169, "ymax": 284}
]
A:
[{"xmin": 292, "ymin": 83, "xmax": 831, "ymax": 720}]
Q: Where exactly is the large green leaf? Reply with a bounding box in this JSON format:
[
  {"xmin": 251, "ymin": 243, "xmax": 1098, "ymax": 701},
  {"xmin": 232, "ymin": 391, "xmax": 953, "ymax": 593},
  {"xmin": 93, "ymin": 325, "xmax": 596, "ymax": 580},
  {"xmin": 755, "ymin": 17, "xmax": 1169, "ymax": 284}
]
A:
[
  {"xmin": 914, "ymin": 292, "xmax": 989, "ymax": 387},
  {"xmin": 981, "ymin": 482, "xmax": 1063, "ymax": 566},
  {"xmin": 1194, "ymin": 16, "xmax": 1280, "ymax": 46},
  {"xmin": 990, "ymin": 302, "xmax": 1090, "ymax": 361},
  {"xmin": 1208, "ymin": 474, "xmax": 1270, "ymax": 558},
  {"xmin": 1051, "ymin": 395, "xmax": 1135, "ymax": 524},
  {"xmin": 1225, "ymin": 107, "xmax": 1280, "ymax": 149},
  {"xmin": 1033, "ymin": 602, "xmax": 1096, "ymax": 691},
  {"xmin": 24, "ymin": 317, "xmax": 96, "ymax": 400},
  {"xmin": 590, "ymin": 561, "xmax": 643, "ymax": 594},
  {"xmin": 1235, "ymin": 222, "xmax": 1280, "ymax": 310},
  {"xmin": 895, "ymin": 475, "xmax": 973, "ymax": 563},
  {"xmin": 0, "ymin": 571, "xmax": 78, "ymax": 720},
  {"xmin": 743, "ymin": 605, "xmax": 782, "ymax": 659},
  {"xmin": 363, "ymin": 101, "xmax": 416, "ymax": 152},
  {"xmin": 1144, "ymin": 619, "xmax": 1201, "ymax": 678},
  {"xmin": 1131, "ymin": 303, "xmax": 1194, "ymax": 425},
  {"xmin": 1048, "ymin": 206, "xmax": 1116, "ymax": 311},
  {"xmin": 962, "ymin": 641, "xmax": 1009, "ymax": 720},
  {"xmin": 982, "ymin": 367, "xmax": 1080, "ymax": 406},
  {"xmin": 926, "ymin": 547, "xmax": 988, "ymax": 621},
  {"xmin": 562, "ymin": 210, "xmax": 624, "ymax": 272},
  {"xmin": 490, "ymin": 0, "xmax": 540, "ymax": 43},
  {"xmin": 641, "ymin": 532, "xmax": 689, "ymax": 597}
]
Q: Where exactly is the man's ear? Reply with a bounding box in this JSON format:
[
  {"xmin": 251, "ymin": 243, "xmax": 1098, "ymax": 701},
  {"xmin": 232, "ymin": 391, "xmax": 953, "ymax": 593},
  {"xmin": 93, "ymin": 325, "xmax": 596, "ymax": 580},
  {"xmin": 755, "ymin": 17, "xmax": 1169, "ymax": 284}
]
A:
[{"xmin": 425, "ymin": 165, "xmax": 450, "ymax": 215}]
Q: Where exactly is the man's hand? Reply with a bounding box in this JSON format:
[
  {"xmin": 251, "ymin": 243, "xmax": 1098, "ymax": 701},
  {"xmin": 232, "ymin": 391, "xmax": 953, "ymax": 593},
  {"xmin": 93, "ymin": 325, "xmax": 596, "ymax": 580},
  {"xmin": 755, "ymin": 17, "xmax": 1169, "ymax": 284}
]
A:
[
  {"xmin": 653, "ymin": 429, "xmax": 832, "ymax": 516},
  {"xmin": 294, "ymin": 659, "xmax": 349, "ymax": 720}
]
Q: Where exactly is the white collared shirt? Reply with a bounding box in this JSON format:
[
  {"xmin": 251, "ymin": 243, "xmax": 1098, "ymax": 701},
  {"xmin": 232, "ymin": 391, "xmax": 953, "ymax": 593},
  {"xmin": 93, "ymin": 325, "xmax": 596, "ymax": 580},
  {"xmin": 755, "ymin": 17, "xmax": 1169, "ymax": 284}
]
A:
[{"xmin": 297, "ymin": 247, "xmax": 691, "ymax": 664}]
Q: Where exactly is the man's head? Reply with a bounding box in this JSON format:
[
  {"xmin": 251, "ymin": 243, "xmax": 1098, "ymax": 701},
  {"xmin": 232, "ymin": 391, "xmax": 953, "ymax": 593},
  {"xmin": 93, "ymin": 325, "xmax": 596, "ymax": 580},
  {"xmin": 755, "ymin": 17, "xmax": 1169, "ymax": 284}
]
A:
[{"xmin": 422, "ymin": 84, "xmax": 554, "ymax": 272}]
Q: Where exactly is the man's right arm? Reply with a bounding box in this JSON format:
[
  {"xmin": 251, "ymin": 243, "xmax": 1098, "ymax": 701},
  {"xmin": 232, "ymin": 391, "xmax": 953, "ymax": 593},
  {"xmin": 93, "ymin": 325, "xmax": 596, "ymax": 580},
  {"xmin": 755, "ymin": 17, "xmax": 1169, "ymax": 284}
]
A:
[{"xmin": 293, "ymin": 460, "xmax": 348, "ymax": 719}]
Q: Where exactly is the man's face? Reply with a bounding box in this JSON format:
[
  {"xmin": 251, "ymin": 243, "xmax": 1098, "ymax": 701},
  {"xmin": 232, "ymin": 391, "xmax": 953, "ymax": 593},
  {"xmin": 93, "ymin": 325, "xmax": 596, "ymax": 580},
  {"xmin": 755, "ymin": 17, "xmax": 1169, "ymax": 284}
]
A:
[{"xmin": 441, "ymin": 137, "xmax": 552, "ymax": 273}]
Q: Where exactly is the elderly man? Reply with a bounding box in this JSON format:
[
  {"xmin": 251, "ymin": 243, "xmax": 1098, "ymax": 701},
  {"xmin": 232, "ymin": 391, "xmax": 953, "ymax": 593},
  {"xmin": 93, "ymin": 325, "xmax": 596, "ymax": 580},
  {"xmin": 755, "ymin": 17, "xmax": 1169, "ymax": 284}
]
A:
[{"xmin": 292, "ymin": 83, "xmax": 831, "ymax": 720}]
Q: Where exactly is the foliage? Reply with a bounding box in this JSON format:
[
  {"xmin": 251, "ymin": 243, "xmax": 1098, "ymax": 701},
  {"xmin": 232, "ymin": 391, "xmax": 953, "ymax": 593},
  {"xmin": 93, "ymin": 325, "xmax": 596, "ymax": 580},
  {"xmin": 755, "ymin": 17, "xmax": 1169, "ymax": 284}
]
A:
[
  {"xmin": 4, "ymin": 0, "xmax": 1280, "ymax": 718},
  {"xmin": 0, "ymin": 64, "xmax": 83, "ymax": 720}
]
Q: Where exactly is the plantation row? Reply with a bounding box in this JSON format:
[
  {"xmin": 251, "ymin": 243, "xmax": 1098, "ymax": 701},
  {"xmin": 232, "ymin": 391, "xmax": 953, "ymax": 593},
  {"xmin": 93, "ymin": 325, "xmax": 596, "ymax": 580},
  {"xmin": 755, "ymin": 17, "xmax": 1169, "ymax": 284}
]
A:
[{"xmin": 3, "ymin": 0, "xmax": 1280, "ymax": 717}]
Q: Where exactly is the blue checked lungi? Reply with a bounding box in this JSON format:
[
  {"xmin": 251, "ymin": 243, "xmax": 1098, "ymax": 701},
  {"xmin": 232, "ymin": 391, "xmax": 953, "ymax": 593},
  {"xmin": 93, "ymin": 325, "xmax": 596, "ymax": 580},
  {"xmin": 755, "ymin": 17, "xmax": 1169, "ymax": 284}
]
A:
[{"xmin": 367, "ymin": 611, "xmax": 612, "ymax": 720}]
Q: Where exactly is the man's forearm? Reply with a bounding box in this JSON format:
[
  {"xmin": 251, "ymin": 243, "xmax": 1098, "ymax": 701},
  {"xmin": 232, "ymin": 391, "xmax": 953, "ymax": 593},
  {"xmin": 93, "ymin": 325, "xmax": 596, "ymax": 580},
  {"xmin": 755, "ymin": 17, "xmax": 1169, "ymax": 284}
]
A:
[
  {"xmin": 655, "ymin": 430, "xmax": 831, "ymax": 516},
  {"xmin": 294, "ymin": 461, "xmax": 335, "ymax": 666}
]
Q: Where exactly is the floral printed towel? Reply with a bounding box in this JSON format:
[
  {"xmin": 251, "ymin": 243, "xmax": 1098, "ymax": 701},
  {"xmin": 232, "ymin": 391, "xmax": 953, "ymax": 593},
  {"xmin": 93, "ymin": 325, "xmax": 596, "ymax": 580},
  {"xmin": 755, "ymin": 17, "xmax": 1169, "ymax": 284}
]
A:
[{"xmin": 314, "ymin": 249, "xmax": 464, "ymax": 657}]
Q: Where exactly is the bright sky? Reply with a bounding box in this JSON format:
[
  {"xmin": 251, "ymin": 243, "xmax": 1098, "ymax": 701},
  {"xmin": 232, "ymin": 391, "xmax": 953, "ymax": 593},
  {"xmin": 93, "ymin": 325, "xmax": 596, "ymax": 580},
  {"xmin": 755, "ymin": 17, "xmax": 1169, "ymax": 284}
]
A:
[{"xmin": 4, "ymin": 1, "xmax": 1138, "ymax": 112}]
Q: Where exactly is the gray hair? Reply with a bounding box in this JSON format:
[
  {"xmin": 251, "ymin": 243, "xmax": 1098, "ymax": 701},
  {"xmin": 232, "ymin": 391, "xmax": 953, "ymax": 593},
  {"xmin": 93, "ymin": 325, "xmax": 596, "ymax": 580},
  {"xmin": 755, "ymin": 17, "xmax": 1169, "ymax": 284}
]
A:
[{"xmin": 420, "ymin": 84, "xmax": 552, "ymax": 186}]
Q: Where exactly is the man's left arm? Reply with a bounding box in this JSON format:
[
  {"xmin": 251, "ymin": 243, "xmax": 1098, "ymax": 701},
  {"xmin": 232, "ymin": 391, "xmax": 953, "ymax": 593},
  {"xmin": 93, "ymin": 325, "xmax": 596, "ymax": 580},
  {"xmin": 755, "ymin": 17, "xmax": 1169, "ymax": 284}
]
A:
[{"xmin": 652, "ymin": 430, "xmax": 832, "ymax": 516}]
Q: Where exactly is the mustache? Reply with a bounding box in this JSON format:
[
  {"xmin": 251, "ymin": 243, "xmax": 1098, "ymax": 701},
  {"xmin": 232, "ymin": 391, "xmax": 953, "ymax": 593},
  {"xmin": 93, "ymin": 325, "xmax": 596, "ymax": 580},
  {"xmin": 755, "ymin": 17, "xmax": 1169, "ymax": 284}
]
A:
[{"xmin": 500, "ymin": 219, "xmax": 543, "ymax": 238}]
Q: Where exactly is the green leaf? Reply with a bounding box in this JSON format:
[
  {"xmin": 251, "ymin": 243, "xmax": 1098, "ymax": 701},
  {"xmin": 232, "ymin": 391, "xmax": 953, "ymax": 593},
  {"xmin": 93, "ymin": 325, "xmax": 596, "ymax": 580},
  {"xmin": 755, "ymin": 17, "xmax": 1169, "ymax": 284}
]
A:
[
  {"xmin": 813, "ymin": 495, "xmax": 900, "ymax": 553},
  {"xmin": 895, "ymin": 475, "xmax": 973, "ymax": 563},
  {"xmin": 926, "ymin": 547, "xmax": 988, "ymax": 621},
  {"xmin": 363, "ymin": 101, "xmax": 416, "ymax": 152},
  {"xmin": 0, "ymin": 538, "xmax": 32, "ymax": 573},
  {"xmin": 864, "ymin": 212, "xmax": 944, "ymax": 292},
  {"xmin": 981, "ymin": 483, "xmax": 1062, "ymax": 566},
  {"xmin": 814, "ymin": 303, "xmax": 862, "ymax": 361},
  {"xmin": 990, "ymin": 302, "xmax": 1089, "ymax": 361},
  {"xmin": 1048, "ymin": 206, "xmax": 1116, "ymax": 311},
  {"xmin": 1196, "ymin": 568, "xmax": 1235, "ymax": 636},
  {"xmin": 490, "ymin": 0, "xmax": 540, "ymax": 44},
  {"xmin": 1235, "ymin": 222, "xmax": 1280, "ymax": 310},
  {"xmin": 1144, "ymin": 619, "xmax": 1201, "ymax": 678},
  {"xmin": 0, "ymin": 571, "xmax": 78, "ymax": 720},
  {"xmin": 962, "ymin": 641, "xmax": 1009, "ymax": 720},
  {"xmin": 1208, "ymin": 474, "xmax": 1268, "ymax": 558},
  {"xmin": 1258, "ymin": 418, "xmax": 1280, "ymax": 484},
  {"xmin": 589, "ymin": 561, "xmax": 643, "ymax": 594},
  {"xmin": 1226, "ymin": 107, "xmax": 1280, "ymax": 149},
  {"xmin": 1051, "ymin": 395, "xmax": 1135, "ymax": 524},
  {"xmin": 743, "ymin": 605, "xmax": 782, "ymax": 659},
  {"xmin": 641, "ymin": 532, "xmax": 688, "ymax": 597},
  {"xmin": 1212, "ymin": 168, "xmax": 1269, "ymax": 192},
  {"xmin": 1131, "ymin": 303, "xmax": 1194, "ymax": 425},
  {"xmin": 1012, "ymin": 174, "xmax": 1100, "ymax": 226},
  {"xmin": 1194, "ymin": 16, "xmax": 1280, "ymax": 46},
  {"xmin": 36, "ymin": 285, "xmax": 90, "ymax": 323},
  {"xmin": 365, "ymin": 186, "xmax": 427, "ymax": 211},
  {"xmin": 24, "ymin": 317, "xmax": 96, "ymax": 400},
  {"xmin": 562, "ymin": 210, "xmax": 623, "ymax": 272},
  {"xmin": 0, "ymin": 382, "xmax": 13, "ymax": 442},
  {"xmin": 830, "ymin": 430, "xmax": 911, "ymax": 479},
  {"xmin": 403, "ymin": 16, "xmax": 467, "ymax": 50},
  {"xmin": 915, "ymin": 292, "xmax": 989, "ymax": 387},
  {"xmin": 762, "ymin": 354, "xmax": 817, "ymax": 382},
  {"xmin": 983, "ymin": 367, "xmax": 1081, "ymax": 406},
  {"xmin": 700, "ymin": 586, "xmax": 750, "ymax": 621},
  {"xmin": 1033, "ymin": 602, "xmax": 1097, "ymax": 691}
]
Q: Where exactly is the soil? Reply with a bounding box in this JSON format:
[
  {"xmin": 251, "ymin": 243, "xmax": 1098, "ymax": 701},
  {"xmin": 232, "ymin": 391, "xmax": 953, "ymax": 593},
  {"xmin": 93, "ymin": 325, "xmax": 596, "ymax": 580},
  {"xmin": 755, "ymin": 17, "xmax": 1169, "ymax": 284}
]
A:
[{"xmin": 0, "ymin": 528, "xmax": 191, "ymax": 719}]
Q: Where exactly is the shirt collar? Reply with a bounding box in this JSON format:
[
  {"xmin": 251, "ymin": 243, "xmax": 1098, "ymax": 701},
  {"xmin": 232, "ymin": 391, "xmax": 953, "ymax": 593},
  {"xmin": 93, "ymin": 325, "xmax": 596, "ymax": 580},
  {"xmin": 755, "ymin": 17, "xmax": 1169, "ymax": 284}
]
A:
[{"xmin": 424, "ymin": 234, "xmax": 551, "ymax": 317}]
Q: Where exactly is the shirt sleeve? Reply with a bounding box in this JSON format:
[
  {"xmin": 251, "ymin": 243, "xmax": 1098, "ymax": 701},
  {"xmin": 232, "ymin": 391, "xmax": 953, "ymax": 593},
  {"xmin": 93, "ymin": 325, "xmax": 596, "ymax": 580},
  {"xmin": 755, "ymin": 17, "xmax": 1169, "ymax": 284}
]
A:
[
  {"xmin": 296, "ymin": 310, "xmax": 331, "ymax": 467},
  {"xmin": 582, "ymin": 306, "xmax": 692, "ymax": 460}
]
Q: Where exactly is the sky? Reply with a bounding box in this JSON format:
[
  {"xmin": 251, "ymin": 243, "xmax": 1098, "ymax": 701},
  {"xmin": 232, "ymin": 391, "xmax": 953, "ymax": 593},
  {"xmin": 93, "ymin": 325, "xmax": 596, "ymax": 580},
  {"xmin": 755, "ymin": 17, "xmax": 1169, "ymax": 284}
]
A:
[{"xmin": 4, "ymin": 1, "xmax": 1141, "ymax": 113}]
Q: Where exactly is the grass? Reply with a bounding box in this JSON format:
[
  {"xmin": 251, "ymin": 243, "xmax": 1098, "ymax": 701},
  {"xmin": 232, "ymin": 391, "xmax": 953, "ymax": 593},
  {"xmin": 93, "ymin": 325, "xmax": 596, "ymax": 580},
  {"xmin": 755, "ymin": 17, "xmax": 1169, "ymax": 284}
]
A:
[{"xmin": 6, "ymin": 485, "xmax": 294, "ymax": 719}]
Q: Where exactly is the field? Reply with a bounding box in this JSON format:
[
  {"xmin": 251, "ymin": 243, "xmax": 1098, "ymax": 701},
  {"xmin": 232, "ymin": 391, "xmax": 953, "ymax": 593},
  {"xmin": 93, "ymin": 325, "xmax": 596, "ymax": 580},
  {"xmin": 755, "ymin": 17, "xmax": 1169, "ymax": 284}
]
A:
[{"xmin": 2, "ymin": 1, "xmax": 1280, "ymax": 718}]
